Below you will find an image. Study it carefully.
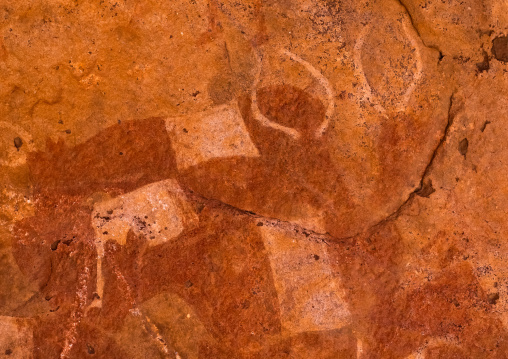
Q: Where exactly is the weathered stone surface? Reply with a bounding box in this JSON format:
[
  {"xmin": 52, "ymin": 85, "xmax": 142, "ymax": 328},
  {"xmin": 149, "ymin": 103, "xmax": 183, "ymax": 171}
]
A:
[{"xmin": 1, "ymin": 0, "xmax": 508, "ymax": 357}]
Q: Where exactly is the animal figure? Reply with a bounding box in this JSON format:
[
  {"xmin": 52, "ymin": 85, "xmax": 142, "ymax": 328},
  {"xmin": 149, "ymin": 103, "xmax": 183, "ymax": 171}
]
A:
[{"xmin": 6, "ymin": 0, "xmax": 508, "ymax": 358}]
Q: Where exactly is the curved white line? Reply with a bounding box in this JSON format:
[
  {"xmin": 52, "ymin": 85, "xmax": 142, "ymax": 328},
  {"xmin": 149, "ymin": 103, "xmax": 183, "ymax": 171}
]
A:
[
  {"xmin": 250, "ymin": 50, "xmax": 301, "ymax": 140},
  {"xmin": 353, "ymin": 24, "xmax": 388, "ymax": 116},
  {"xmin": 400, "ymin": 21, "xmax": 424, "ymax": 112},
  {"xmin": 353, "ymin": 18, "xmax": 424, "ymax": 115},
  {"xmin": 279, "ymin": 49, "xmax": 336, "ymax": 138}
]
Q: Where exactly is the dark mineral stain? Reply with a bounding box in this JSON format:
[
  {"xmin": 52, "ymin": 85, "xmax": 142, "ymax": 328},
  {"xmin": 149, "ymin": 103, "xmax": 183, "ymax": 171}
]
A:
[
  {"xmin": 416, "ymin": 179, "xmax": 436, "ymax": 198},
  {"xmin": 481, "ymin": 120, "xmax": 491, "ymax": 132},
  {"xmin": 192, "ymin": 202, "xmax": 205, "ymax": 214},
  {"xmin": 488, "ymin": 292, "xmax": 500, "ymax": 305},
  {"xmin": 256, "ymin": 222, "xmax": 264, "ymax": 226},
  {"xmin": 50, "ymin": 240, "xmax": 60, "ymax": 251},
  {"xmin": 13, "ymin": 137, "xmax": 22, "ymax": 151},
  {"xmin": 242, "ymin": 300, "xmax": 251, "ymax": 309},
  {"xmin": 208, "ymin": 73, "xmax": 236, "ymax": 105},
  {"xmin": 492, "ymin": 36, "xmax": 508, "ymax": 62},
  {"xmin": 458, "ymin": 138, "xmax": 469, "ymax": 158},
  {"xmin": 86, "ymin": 343, "xmax": 95, "ymax": 355},
  {"xmin": 476, "ymin": 50, "xmax": 490, "ymax": 72},
  {"xmin": 63, "ymin": 239, "xmax": 73, "ymax": 246},
  {"xmin": 313, "ymin": 254, "xmax": 320, "ymax": 260},
  {"xmin": 5, "ymin": 349, "xmax": 12, "ymax": 355}
]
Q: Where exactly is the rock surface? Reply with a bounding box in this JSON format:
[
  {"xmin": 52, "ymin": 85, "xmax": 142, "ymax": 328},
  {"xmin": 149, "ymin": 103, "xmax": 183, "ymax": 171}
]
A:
[{"xmin": 1, "ymin": 0, "xmax": 508, "ymax": 358}]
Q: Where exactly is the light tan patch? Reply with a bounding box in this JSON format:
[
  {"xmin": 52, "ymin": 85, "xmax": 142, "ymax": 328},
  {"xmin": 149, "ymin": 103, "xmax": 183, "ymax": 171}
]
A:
[
  {"xmin": 92, "ymin": 179, "xmax": 198, "ymax": 247},
  {"xmin": 0, "ymin": 123, "xmax": 35, "ymax": 168},
  {"xmin": 165, "ymin": 103, "xmax": 259, "ymax": 170},
  {"xmin": 0, "ymin": 316, "xmax": 34, "ymax": 358},
  {"xmin": 259, "ymin": 226, "xmax": 350, "ymax": 334}
]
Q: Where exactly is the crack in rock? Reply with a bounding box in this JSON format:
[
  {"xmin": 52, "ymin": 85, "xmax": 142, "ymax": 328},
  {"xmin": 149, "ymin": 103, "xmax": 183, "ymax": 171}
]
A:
[
  {"xmin": 181, "ymin": 187, "xmax": 337, "ymax": 244},
  {"xmin": 396, "ymin": 0, "xmax": 444, "ymax": 61},
  {"xmin": 356, "ymin": 91, "xmax": 462, "ymax": 237},
  {"xmin": 181, "ymin": 92, "xmax": 462, "ymax": 244}
]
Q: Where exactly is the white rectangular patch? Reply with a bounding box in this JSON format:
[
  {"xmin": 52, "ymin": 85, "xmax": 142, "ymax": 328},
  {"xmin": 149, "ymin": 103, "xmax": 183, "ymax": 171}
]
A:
[
  {"xmin": 165, "ymin": 103, "xmax": 259, "ymax": 171},
  {"xmin": 259, "ymin": 226, "xmax": 351, "ymax": 334},
  {"xmin": 92, "ymin": 179, "xmax": 198, "ymax": 247}
]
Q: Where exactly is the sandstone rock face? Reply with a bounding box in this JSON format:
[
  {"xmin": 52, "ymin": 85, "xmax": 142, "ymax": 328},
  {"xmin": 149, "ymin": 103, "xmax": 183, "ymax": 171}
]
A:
[{"xmin": 1, "ymin": 0, "xmax": 508, "ymax": 358}]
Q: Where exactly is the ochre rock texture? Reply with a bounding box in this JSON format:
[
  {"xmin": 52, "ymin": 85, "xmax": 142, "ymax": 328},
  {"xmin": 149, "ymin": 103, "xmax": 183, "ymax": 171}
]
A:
[{"xmin": 1, "ymin": 0, "xmax": 508, "ymax": 358}]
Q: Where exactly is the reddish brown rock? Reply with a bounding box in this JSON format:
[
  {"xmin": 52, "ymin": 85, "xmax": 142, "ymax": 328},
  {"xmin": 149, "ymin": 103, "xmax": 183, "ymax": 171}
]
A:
[{"xmin": 1, "ymin": 0, "xmax": 508, "ymax": 358}]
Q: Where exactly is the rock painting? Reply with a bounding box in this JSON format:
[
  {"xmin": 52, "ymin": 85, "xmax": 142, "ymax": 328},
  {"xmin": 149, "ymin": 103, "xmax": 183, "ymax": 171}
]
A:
[{"xmin": 1, "ymin": 0, "xmax": 508, "ymax": 358}]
